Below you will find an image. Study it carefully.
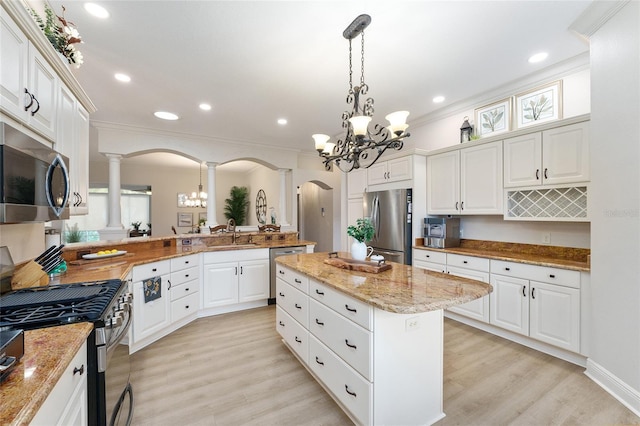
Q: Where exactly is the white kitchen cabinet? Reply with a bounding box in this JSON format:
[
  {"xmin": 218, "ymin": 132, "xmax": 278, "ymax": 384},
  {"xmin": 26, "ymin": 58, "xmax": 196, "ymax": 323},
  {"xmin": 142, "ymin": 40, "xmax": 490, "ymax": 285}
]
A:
[
  {"xmin": 504, "ymin": 122, "xmax": 589, "ymax": 187},
  {"xmin": 490, "ymin": 260, "xmax": 580, "ymax": 353},
  {"xmin": 347, "ymin": 168, "xmax": 367, "ymax": 199},
  {"xmin": 202, "ymin": 249, "xmax": 270, "ymax": 314},
  {"xmin": 367, "ymin": 156, "xmax": 412, "ymax": 186},
  {"xmin": 132, "ymin": 261, "xmax": 171, "ymax": 344},
  {"xmin": 0, "ymin": 9, "xmax": 57, "ymax": 141},
  {"xmin": 427, "ymin": 141, "xmax": 503, "ymax": 215},
  {"xmin": 31, "ymin": 341, "xmax": 88, "ymax": 426},
  {"xmin": 169, "ymin": 254, "xmax": 200, "ymax": 324}
]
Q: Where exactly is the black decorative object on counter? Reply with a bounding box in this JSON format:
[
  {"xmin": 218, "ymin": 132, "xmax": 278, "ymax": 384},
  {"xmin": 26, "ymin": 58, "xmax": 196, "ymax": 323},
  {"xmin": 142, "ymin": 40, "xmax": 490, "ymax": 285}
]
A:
[{"xmin": 460, "ymin": 116, "xmax": 473, "ymax": 143}]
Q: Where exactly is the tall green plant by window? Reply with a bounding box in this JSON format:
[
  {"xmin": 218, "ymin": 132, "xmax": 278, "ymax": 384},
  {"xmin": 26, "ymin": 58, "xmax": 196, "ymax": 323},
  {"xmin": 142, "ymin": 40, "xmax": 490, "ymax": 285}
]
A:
[{"xmin": 224, "ymin": 186, "xmax": 249, "ymax": 225}]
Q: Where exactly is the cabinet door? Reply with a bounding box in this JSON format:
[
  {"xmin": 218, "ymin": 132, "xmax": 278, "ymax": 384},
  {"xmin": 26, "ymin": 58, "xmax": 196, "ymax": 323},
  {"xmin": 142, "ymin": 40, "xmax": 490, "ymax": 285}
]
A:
[
  {"xmin": 0, "ymin": 9, "xmax": 28, "ymax": 120},
  {"xmin": 56, "ymin": 85, "xmax": 75, "ymax": 157},
  {"xmin": 238, "ymin": 259, "xmax": 269, "ymax": 302},
  {"xmin": 529, "ymin": 281, "xmax": 580, "ymax": 352},
  {"xmin": 133, "ymin": 275, "xmax": 171, "ymax": 342},
  {"xmin": 347, "ymin": 168, "xmax": 367, "ymax": 198},
  {"xmin": 71, "ymin": 105, "xmax": 90, "ymax": 214},
  {"xmin": 446, "ymin": 266, "xmax": 490, "ymax": 323},
  {"xmin": 460, "ymin": 141, "xmax": 503, "ymax": 214},
  {"xmin": 427, "ymin": 151, "xmax": 459, "ymax": 214},
  {"xmin": 347, "ymin": 197, "xmax": 363, "ymax": 245},
  {"xmin": 28, "ymin": 48, "xmax": 57, "ymax": 140},
  {"xmin": 489, "ymin": 274, "xmax": 529, "ymax": 335},
  {"xmin": 542, "ymin": 122, "xmax": 590, "ymax": 185},
  {"xmin": 387, "ymin": 156, "xmax": 412, "ymax": 182},
  {"xmin": 202, "ymin": 262, "xmax": 239, "ymax": 307},
  {"xmin": 503, "ymin": 133, "xmax": 542, "ymax": 187},
  {"xmin": 366, "ymin": 162, "xmax": 388, "ymax": 186}
]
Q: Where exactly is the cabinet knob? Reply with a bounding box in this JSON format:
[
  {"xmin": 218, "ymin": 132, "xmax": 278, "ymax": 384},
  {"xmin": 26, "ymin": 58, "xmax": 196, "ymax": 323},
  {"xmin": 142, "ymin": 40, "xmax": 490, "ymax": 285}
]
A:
[
  {"xmin": 315, "ymin": 356, "xmax": 324, "ymax": 366},
  {"xmin": 426, "ymin": 254, "xmax": 430, "ymax": 258},
  {"xmin": 185, "ymin": 305, "xmax": 190, "ymax": 309},
  {"xmin": 544, "ymin": 168, "xmax": 548, "ymax": 179},
  {"xmin": 549, "ymin": 274, "xmax": 556, "ymax": 278},
  {"xmin": 531, "ymin": 288, "xmax": 535, "ymax": 299},
  {"xmin": 279, "ymin": 292, "xmax": 285, "ymax": 297},
  {"xmin": 345, "ymin": 385, "xmax": 357, "ymax": 397},
  {"xmin": 522, "ymin": 285, "xmax": 527, "ymax": 297},
  {"xmin": 294, "ymin": 278, "xmax": 302, "ymax": 283},
  {"xmin": 345, "ymin": 339, "xmax": 357, "ymax": 349},
  {"xmin": 295, "ymin": 303, "xmax": 302, "ymax": 310},
  {"xmin": 185, "ymin": 288, "xmax": 189, "ymax": 292},
  {"xmin": 315, "ymin": 289, "xmax": 325, "ymax": 296},
  {"xmin": 344, "ymin": 304, "xmax": 357, "ymax": 313},
  {"xmin": 278, "ymin": 321, "xmax": 285, "ymax": 327},
  {"xmin": 295, "ymin": 336, "xmax": 302, "ymax": 343},
  {"xmin": 279, "ymin": 270, "xmax": 285, "ymax": 275},
  {"xmin": 315, "ymin": 318, "xmax": 324, "ymax": 326},
  {"xmin": 505, "ymin": 267, "xmax": 510, "ymax": 271},
  {"xmin": 536, "ymin": 169, "xmax": 540, "ymax": 180},
  {"xmin": 167, "ymin": 280, "xmax": 172, "ymax": 290},
  {"xmin": 73, "ymin": 365, "xmax": 84, "ymax": 376},
  {"xmin": 463, "ymin": 260, "xmax": 468, "ymax": 264}
]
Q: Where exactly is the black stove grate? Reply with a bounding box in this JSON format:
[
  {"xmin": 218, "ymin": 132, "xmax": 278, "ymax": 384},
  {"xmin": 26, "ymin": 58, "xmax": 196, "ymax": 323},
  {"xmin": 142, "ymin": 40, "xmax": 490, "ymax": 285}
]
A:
[{"xmin": 0, "ymin": 279, "xmax": 124, "ymax": 329}]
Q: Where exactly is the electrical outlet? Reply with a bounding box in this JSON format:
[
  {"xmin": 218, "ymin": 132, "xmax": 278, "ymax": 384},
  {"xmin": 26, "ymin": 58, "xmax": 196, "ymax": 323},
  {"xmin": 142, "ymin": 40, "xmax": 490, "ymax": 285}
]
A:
[
  {"xmin": 459, "ymin": 228, "xmax": 464, "ymax": 237},
  {"xmin": 542, "ymin": 232, "xmax": 551, "ymax": 244},
  {"xmin": 405, "ymin": 317, "xmax": 420, "ymax": 331}
]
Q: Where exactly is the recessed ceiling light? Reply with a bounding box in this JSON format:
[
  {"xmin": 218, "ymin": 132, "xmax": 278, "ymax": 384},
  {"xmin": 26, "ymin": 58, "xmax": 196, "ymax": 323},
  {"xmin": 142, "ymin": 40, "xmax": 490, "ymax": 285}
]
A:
[
  {"xmin": 154, "ymin": 111, "xmax": 179, "ymax": 121},
  {"xmin": 433, "ymin": 96, "xmax": 445, "ymax": 103},
  {"xmin": 277, "ymin": 118, "xmax": 287, "ymax": 125},
  {"xmin": 84, "ymin": 3, "xmax": 110, "ymax": 19},
  {"xmin": 114, "ymin": 73, "xmax": 131, "ymax": 83},
  {"xmin": 528, "ymin": 52, "xmax": 548, "ymax": 63},
  {"xmin": 199, "ymin": 103, "xmax": 212, "ymax": 111}
]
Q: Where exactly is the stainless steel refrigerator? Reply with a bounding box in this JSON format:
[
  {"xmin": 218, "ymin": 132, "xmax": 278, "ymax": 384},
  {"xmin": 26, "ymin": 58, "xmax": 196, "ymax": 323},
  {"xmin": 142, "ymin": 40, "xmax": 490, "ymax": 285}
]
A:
[{"xmin": 363, "ymin": 188, "xmax": 412, "ymax": 265}]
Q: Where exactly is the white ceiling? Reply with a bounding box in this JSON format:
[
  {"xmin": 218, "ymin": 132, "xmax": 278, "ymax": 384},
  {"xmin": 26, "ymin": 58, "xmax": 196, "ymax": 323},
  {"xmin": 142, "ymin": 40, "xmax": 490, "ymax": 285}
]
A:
[{"xmin": 48, "ymin": 1, "xmax": 592, "ymax": 171}]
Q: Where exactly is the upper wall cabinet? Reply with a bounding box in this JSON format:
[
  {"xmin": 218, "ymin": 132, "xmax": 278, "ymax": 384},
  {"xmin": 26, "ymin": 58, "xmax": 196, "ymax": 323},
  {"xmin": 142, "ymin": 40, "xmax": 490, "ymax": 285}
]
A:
[
  {"xmin": 504, "ymin": 122, "xmax": 590, "ymax": 188},
  {"xmin": 347, "ymin": 168, "xmax": 367, "ymax": 199},
  {"xmin": 1, "ymin": 8, "xmax": 57, "ymax": 141},
  {"xmin": 427, "ymin": 141, "xmax": 503, "ymax": 215},
  {"xmin": 367, "ymin": 156, "xmax": 412, "ymax": 186}
]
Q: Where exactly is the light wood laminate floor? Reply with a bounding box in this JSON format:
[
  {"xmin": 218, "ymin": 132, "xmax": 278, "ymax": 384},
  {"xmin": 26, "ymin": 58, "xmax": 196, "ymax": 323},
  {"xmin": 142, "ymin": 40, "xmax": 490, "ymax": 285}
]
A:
[{"xmin": 130, "ymin": 306, "xmax": 640, "ymax": 425}]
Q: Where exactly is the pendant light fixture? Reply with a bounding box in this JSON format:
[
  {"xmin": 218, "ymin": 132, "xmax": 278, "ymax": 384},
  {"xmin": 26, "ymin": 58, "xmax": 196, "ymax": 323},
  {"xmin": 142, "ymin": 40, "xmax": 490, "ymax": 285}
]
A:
[
  {"xmin": 313, "ymin": 14, "xmax": 410, "ymax": 172},
  {"xmin": 185, "ymin": 163, "xmax": 207, "ymax": 208}
]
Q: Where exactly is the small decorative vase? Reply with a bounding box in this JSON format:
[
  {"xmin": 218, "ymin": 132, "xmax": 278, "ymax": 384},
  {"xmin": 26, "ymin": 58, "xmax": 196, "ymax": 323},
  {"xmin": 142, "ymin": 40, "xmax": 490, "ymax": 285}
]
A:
[{"xmin": 351, "ymin": 241, "xmax": 367, "ymax": 261}]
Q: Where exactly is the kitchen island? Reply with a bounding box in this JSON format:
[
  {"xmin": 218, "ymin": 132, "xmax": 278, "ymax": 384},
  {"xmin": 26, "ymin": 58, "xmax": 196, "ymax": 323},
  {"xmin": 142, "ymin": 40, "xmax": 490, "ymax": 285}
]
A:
[{"xmin": 275, "ymin": 252, "xmax": 492, "ymax": 425}]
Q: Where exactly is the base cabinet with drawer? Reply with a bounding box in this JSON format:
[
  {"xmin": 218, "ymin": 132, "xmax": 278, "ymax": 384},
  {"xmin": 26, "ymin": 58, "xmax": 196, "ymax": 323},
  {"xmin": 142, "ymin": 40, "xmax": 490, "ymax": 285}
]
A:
[{"xmin": 276, "ymin": 265, "xmax": 445, "ymax": 425}]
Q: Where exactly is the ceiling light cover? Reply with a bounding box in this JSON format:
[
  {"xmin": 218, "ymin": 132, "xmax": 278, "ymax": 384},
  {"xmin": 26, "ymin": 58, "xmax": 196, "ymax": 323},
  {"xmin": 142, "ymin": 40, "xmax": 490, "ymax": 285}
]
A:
[
  {"xmin": 277, "ymin": 118, "xmax": 287, "ymax": 125},
  {"xmin": 433, "ymin": 96, "xmax": 445, "ymax": 103},
  {"xmin": 199, "ymin": 103, "xmax": 212, "ymax": 111},
  {"xmin": 528, "ymin": 52, "xmax": 549, "ymax": 63},
  {"xmin": 84, "ymin": 3, "xmax": 110, "ymax": 18},
  {"xmin": 114, "ymin": 73, "xmax": 131, "ymax": 82},
  {"xmin": 154, "ymin": 111, "xmax": 179, "ymax": 121}
]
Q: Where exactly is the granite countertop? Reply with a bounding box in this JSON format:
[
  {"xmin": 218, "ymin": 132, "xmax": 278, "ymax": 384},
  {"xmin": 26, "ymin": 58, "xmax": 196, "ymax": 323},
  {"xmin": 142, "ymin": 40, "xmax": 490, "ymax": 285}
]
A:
[
  {"xmin": 414, "ymin": 239, "xmax": 591, "ymax": 272},
  {"xmin": 0, "ymin": 323, "xmax": 94, "ymax": 425},
  {"xmin": 276, "ymin": 252, "xmax": 492, "ymax": 314}
]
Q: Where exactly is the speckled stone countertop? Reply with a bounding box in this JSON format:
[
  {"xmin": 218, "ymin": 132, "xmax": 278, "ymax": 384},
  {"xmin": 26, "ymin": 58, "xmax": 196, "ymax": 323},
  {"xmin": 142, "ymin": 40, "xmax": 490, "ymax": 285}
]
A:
[
  {"xmin": 414, "ymin": 239, "xmax": 590, "ymax": 272},
  {"xmin": 276, "ymin": 252, "xmax": 492, "ymax": 314},
  {"xmin": 0, "ymin": 322, "xmax": 93, "ymax": 425}
]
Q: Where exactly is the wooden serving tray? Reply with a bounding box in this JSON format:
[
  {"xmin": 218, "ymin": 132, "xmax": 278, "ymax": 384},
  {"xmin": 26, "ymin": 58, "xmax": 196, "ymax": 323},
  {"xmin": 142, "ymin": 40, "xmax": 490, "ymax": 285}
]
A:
[{"xmin": 323, "ymin": 256, "xmax": 391, "ymax": 273}]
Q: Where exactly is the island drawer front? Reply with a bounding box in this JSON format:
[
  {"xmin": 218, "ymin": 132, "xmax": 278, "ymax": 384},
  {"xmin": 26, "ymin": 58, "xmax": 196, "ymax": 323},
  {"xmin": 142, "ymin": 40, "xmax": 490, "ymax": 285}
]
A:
[
  {"xmin": 309, "ymin": 280, "xmax": 373, "ymax": 331},
  {"xmin": 447, "ymin": 253, "xmax": 490, "ymax": 272},
  {"xmin": 276, "ymin": 279, "xmax": 309, "ymax": 328},
  {"xmin": 309, "ymin": 298, "xmax": 372, "ymax": 381},
  {"xmin": 170, "ymin": 254, "xmax": 200, "ymax": 271},
  {"xmin": 491, "ymin": 260, "xmax": 580, "ymax": 288},
  {"xmin": 276, "ymin": 306, "xmax": 309, "ymax": 363},
  {"xmin": 414, "ymin": 248, "xmax": 446, "ymax": 265},
  {"xmin": 170, "ymin": 280, "xmax": 199, "ymax": 302},
  {"xmin": 309, "ymin": 334, "xmax": 371, "ymax": 426},
  {"xmin": 169, "ymin": 266, "xmax": 200, "ymax": 287},
  {"xmin": 132, "ymin": 260, "xmax": 170, "ymax": 282},
  {"xmin": 171, "ymin": 292, "xmax": 200, "ymax": 322},
  {"xmin": 414, "ymin": 260, "xmax": 446, "ymax": 273},
  {"xmin": 275, "ymin": 265, "xmax": 309, "ymax": 294}
]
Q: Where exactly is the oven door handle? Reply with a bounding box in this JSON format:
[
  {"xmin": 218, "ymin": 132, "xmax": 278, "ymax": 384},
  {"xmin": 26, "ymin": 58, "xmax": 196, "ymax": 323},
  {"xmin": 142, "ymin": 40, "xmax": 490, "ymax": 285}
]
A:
[
  {"xmin": 110, "ymin": 382, "xmax": 134, "ymax": 426},
  {"xmin": 107, "ymin": 311, "xmax": 132, "ymax": 353}
]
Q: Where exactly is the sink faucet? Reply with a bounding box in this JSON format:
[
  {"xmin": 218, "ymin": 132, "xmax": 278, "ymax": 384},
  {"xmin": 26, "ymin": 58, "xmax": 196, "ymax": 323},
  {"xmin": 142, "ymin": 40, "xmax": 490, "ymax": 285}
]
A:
[{"xmin": 227, "ymin": 218, "xmax": 237, "ymax": 243}]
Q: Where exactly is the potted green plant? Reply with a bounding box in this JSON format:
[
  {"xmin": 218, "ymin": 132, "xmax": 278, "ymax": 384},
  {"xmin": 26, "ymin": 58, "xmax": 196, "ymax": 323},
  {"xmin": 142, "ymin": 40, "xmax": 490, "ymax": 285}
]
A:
[
  {"xmin": 347, "ymin": 218, "xmax": 375, "ymax": 260},
  {"xmin": 224, "ymin": 186, "xmax": 249, "ymax": 225},
  {"xmin": 131, "ymin": 221, "xmax": 141, "ymax": 232},
  {"xmin": 64, "ymin": 223, "xmax": 82, "ymax": 243}
]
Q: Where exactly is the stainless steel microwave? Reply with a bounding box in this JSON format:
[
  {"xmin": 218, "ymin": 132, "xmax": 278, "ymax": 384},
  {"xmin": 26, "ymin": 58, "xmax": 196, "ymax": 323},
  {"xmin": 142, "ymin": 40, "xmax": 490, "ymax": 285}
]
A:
[{"xmin": 0, "ymin": 122, "xmax": 70, "ymax": 223}]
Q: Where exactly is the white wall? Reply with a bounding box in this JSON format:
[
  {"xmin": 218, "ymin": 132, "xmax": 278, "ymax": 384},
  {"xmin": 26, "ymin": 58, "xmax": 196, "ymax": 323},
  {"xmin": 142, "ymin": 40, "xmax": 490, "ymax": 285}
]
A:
[
  {"xmin": 0, "ymin": 222, "xmax": 45, "ymax": 264},
  {"xmin": 588, "ymin": 0, "xmax": 640, "ymax": 406},
  {"xmin": 245, "ymin": 166, "xmax": 280, "ymax": 226}
]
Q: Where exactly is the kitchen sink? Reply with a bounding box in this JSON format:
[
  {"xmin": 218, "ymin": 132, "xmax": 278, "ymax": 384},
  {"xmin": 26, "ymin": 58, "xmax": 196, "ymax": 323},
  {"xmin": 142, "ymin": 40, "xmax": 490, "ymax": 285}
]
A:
[{"xmin": 208, "ymin": 243, "xmax": 259, "ymax": 250}]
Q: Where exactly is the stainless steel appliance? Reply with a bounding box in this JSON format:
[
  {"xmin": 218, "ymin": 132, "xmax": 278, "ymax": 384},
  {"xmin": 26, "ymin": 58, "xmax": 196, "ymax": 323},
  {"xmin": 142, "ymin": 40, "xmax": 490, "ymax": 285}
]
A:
[
  {"xmin": 423, "ymin": 217, "xmax": 460, "ymax": 248},
  {"xmin": 0, "ymin": 279, "xmax": 133, "ymax": 426},
  {"xmin": 0, "ymin": 122, "xmax": 70, "ymax": 222},
  {"xmin": 363, "ymin": 188, "xmax": 412, "ymax": 265},
  {"xmin": 269, "ymin": 246, "xmax": 306, "ymax": 304}
]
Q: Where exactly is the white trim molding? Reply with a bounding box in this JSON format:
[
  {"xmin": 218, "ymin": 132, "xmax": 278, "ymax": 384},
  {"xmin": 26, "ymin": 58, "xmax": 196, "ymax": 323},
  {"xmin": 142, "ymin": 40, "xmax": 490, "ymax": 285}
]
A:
[{"xmin": 585, "ymin": 358, "xmax": 640, "ymax": 417}]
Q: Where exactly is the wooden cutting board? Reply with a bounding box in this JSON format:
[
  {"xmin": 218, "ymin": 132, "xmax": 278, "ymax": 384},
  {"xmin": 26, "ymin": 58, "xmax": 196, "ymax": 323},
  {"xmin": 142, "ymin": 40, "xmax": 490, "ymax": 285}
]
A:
[
  {"xmin": 11, "ymin": 260, "xmax": 50, "ymax": 290},
  {"xmin": 324, "ymin": 257, "xmax": 391, "ymax": 273}
]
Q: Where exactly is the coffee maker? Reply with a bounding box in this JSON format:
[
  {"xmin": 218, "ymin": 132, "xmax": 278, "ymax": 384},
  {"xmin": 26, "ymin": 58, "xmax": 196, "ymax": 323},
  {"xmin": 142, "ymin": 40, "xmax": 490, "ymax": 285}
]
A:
[{"xmin": 423, "ymin": 218, "xmax": 460, "ymax": 249}]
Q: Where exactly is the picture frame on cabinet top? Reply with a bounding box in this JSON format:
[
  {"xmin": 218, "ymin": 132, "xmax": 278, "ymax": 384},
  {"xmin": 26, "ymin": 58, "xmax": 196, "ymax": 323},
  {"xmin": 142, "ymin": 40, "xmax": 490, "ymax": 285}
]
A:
[
  {"xmin": 515, "ymin": 80, "xmax": 563, "ymax": 129},
  {"xmin": 475, "ymin": 98, "xmax": 511, "ymax": 137},
  {"xmin": 177, "ymin": 212, "xmax": 193, "ymax": 227}
]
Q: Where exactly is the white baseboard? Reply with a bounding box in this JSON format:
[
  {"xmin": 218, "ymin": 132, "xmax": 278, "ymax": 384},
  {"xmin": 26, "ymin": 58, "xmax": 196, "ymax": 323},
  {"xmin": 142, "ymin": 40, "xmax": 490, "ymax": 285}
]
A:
[{"xmin": 585, "ymin": 359, "xmax": 640, "ymax": 417}]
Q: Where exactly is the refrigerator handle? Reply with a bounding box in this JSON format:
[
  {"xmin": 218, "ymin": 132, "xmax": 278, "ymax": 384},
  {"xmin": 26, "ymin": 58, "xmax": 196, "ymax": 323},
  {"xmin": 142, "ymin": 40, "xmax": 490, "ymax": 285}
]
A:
[{"xmin": 373, "ymin": 195, "xmax": 381, "ymax": 237}]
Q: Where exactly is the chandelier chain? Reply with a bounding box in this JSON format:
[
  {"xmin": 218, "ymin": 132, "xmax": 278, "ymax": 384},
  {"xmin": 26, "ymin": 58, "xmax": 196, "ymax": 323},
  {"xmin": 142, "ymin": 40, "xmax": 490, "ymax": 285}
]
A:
[
  {"xmin": 360, "ymin": 31, "xmax": 365, "ymax": 86},
  {"xmin": 348, "ymin": 39, "xmax": 353, "ymax": 91}
]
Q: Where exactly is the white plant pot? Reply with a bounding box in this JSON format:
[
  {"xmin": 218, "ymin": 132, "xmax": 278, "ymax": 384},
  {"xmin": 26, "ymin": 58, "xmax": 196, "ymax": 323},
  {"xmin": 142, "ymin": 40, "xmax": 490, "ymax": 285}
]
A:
[{"xmin": 351, "ymin": 241, "xmax": 372, "ymax": 261}]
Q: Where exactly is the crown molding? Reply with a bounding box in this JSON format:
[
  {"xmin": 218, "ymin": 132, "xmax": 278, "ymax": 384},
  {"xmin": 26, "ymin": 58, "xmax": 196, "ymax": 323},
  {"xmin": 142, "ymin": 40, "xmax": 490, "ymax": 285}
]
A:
[{"xmin": 569, "ymin": 0, "xmax": 630, "ymax": 38}]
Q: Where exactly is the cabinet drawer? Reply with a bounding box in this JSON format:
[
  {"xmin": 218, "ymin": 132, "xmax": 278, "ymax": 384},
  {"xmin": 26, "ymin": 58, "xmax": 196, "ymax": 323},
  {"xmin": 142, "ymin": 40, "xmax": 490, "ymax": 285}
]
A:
[
  {"xmin": 414, "ymin": 248, "xmax": 446, "ymax": 265},
  {"xmin": 309, "ymin": 299, "xmax": 373, "ymax": 381},
  {"xmin": 414, "ymin": 260, "xmax": 446, "ymax": 273},
  {"xmin": 170, "ymin": 280, "xmax": 199, "ymax": 302},
  {"xmin": 132, "ymin": 260, "xmax": 170, "ymax": 282},
  {"xmin": 171, "ymin": 292, "xmax": 199, "ymax": 322},
  {"xmin": 309, "ymin": 280, "xmax": 373, "ymax": 331},
  {"xmin": 276, "ymin": 306, "xmax": 308, "ymax": 363},
  {"xmin": 447, "ymin": 253, "xmax": 490, "ymax": 272},
  {"xmin": 275, "ymin": 265, "xmax": 309, "ymax": 294},
  {"xmin": 169, "ymin": 266, "xmax": 199, "ymax": 287},
  {"xmin": 276, "ymin": 279, "xmax": 309, "ymax": 328},
  {"xmin": 491, "ymin": 260, "xmax": 580, "ymax": 288},
  {"xmin": 309, "ymin": 335, "xmax": 371, "ymax": 425},
  {"xmin": 170, "ymin": 254, "xmax": 199, "ymax": 270}
]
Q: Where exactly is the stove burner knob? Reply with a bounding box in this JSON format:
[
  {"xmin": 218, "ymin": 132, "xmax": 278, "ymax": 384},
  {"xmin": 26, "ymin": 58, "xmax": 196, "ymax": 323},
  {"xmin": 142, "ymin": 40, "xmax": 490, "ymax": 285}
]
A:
[{"xmin": 110, "ymin": 312, "xmax": 124, "ymax": 328}]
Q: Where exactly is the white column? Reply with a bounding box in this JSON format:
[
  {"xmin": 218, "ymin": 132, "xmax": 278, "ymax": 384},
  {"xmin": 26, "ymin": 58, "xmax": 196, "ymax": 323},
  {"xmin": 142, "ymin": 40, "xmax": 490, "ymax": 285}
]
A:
[
  {"xmin": 106, "ymin": 154, "xmax": 124, "ymax": 228},
  {"xmin": 278, "ymin": 168, "xmax": 290, "ymax": 226},
  {"xmin": 206, "ymin": 162, "xmax": 218, "ymax": 226}
]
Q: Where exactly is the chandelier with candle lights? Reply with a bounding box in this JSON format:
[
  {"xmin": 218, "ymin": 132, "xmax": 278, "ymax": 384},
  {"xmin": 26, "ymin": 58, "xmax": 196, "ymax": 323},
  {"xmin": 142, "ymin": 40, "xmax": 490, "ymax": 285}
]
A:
[{"xmin": 313, "ymin": 14, "xmax": 410, "ymax": 172}]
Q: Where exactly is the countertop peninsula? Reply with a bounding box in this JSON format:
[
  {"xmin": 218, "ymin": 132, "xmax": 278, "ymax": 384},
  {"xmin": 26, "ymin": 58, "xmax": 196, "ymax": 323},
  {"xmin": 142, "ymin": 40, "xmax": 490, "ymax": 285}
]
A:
[{"xmin": 276, "ymin": 251, "xmax": 492, "ymax": 314}]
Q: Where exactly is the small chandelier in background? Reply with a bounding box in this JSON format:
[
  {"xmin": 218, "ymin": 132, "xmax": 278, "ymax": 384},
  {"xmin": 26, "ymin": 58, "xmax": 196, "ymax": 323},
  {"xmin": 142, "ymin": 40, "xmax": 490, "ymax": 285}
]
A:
[
  {"xmin": 185, "ymin": 163, "xmax": 207, "ymax": 208},
  {"xmin": 313, "ymin": 14, "xmax": 410, "ymax": 172}
]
